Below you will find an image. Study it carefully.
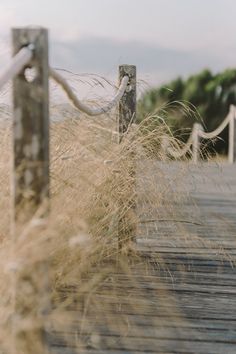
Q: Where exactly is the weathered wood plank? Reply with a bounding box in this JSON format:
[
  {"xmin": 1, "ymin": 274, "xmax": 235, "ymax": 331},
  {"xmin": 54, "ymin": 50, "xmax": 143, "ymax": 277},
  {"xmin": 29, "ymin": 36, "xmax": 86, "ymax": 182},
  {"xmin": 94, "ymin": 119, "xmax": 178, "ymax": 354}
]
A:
[
  {"xmin": 50, "ymin": 314, "xmax": 236, "ymax": 331},
  {"xmin": 51, "ymin": 336, "xmax": 236, "ymax": 354}
]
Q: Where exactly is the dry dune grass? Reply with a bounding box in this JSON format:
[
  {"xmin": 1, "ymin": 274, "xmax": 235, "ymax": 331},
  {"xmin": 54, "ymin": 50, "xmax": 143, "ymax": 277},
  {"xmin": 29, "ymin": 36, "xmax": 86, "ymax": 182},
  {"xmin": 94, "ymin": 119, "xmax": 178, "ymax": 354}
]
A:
[
  {"xmin": 0, "ymin": 105, "xmax": 229, "ymax": 353},
  {"xmin": 0, "ymin": 111, "xmax": 178, "ymax": 353}
]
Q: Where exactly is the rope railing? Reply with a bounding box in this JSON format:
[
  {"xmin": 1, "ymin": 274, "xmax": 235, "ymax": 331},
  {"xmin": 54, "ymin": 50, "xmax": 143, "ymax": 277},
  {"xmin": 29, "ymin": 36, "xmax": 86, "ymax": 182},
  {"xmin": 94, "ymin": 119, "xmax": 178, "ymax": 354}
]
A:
[
  {"xmin": 165, "ymin": 105, "xmax": 236, "ymax": 163},
  {"xmin": 50, "ymin": 68, "xmax": 129, "ymax": 116},
  {"xmin": 0, "ymin": 46, "xmax": 130, "ymax": 118},
  {"xmin": 2, "ymin": 25, "xmax": 236, "ymax": 233},
  {"xmin": 166, "ymin": 130, "xmax": 194, "ymax": 159},
  {"xmin": 0, "ymin": 45, "xmax": 34, "ymax": 90},
  {"xmin": 1, "ymin": 36, "xmax": 235, "ymax": 165},
  {"xmin": 198, "ymin": 111, "xmax": 232, "ymax": 139},
  {"xmin": 0, "ymin": 27, "xmax": 137, "ymax": 228}
]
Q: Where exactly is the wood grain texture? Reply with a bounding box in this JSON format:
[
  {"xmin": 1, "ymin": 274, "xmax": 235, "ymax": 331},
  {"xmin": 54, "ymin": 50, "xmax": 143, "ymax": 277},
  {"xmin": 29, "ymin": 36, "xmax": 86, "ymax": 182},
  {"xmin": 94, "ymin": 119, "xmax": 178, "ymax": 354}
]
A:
[
  {"xmin": 12, "ymin": 28, "xmax": 50, "ymax": 354},
  {"xmin": 12, "ymin": 27, "xmax": 49, "ymax": 224},
  {"xmin": 118, "ymin": 65, "xmax": 136, "ymax": 141}
]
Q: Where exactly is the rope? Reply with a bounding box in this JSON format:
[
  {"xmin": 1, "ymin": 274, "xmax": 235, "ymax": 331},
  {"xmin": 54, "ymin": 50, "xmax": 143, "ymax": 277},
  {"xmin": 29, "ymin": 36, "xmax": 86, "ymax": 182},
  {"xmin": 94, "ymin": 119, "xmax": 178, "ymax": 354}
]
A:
[
  {"xmin": 0, "ymin": 46, "xmax": 33, "ymax": 91},
  {"xmin": 0, "ymin": 45, "xmax": 129, "ymax": 117},
  {"xmin": 198, "ymin": 112, "xmax": 231, "ymax": 139},
  {"xmin": 166, "ymin": 131, "xmax": 194, "ymax": 159},
  {"xmin": 50, "ymin": 68, "xmax": 129, "ymax": 116},
  {"xmin": 165, "ymin": 107, "xmax": 235, "ymax": 159}
]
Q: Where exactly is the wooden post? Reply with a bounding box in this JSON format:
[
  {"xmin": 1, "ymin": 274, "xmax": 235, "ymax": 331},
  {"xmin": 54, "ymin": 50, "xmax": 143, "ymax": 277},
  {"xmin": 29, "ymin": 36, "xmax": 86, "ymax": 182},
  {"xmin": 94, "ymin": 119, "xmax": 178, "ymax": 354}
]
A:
[
  {"xmin": 192, "ymin": 123, "xmax": 202, "ymax": 164},
  {"xmin": 117, "ymin": 65, "xmax": 136, "ymax": 250},
  {"xmin": 118, "ymin": 65, "xmax": 136, "ymax": 142},
  {"xmin": 228, "ymin": 105, "xmax": 236, "ymax": 164},
  {"xmin": 12, "ymin": 28, "xmax": 50, "ymax": 354},
  {"xmin": 12, "ymin": 27, "xmax": 50, "ymax": 225}
]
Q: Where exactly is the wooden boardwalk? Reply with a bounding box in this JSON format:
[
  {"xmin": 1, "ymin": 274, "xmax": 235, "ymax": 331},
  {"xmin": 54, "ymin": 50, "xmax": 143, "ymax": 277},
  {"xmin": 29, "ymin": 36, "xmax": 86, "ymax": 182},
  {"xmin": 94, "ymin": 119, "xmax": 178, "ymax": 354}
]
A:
[{"xmin": 50, "ymin": 162, "xmax": 236, "ymax": 354}]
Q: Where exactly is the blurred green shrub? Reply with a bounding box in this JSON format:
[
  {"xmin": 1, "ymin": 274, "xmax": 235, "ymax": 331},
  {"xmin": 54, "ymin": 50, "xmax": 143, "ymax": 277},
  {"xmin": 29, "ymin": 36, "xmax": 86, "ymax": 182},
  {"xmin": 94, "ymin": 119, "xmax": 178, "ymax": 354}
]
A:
[{"xmin": 138, "ymin": 68, "xmax": 236, "ymax": 154}]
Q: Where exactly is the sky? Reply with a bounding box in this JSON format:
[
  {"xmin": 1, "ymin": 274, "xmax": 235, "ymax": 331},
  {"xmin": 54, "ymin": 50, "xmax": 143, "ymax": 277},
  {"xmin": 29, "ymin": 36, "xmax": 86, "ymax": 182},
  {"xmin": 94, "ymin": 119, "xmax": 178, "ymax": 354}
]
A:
[{"xmin": 0, "ymin": 0, "xmax": 236, "ymax": 88}]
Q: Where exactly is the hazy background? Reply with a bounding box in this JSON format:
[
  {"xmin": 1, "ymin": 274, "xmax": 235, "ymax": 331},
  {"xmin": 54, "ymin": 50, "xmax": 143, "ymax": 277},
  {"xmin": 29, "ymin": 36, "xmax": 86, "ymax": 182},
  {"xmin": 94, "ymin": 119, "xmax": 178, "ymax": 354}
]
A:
[{"xmin": 0, "ymin": 0, "xmax": 236, "ymax": 88}]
